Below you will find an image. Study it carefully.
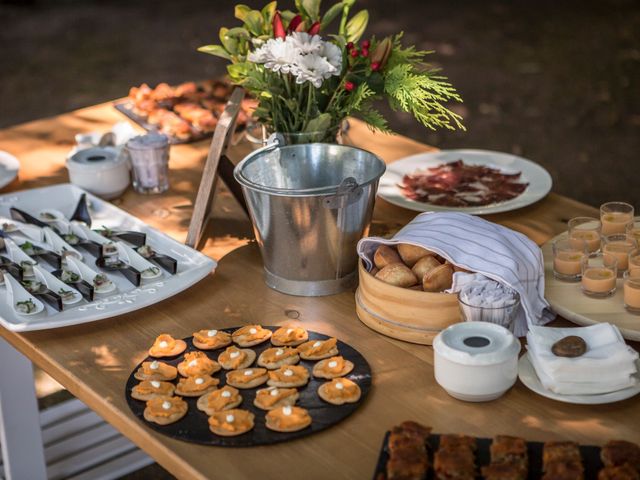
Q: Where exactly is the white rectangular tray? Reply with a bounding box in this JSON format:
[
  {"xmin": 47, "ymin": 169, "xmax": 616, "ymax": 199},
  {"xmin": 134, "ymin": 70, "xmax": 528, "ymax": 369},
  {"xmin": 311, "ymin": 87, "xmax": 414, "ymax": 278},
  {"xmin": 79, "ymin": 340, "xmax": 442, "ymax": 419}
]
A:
[{"xmin": 0, "ymin": 184, "xmax": 216, "ymax": 332}]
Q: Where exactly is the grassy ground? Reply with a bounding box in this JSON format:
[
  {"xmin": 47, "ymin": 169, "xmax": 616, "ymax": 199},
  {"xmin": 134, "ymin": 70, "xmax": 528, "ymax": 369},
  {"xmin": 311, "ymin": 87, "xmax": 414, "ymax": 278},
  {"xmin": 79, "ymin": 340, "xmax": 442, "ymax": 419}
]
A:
[{"xmin": 2, "ymin": 0, "xmax": 639, "ymax": 478}]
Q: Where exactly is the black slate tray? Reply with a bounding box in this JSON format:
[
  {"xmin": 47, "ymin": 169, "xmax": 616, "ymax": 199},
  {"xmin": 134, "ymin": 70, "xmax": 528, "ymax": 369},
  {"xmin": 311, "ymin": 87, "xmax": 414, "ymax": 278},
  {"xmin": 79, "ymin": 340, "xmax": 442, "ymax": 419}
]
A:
[
  {"xmin": 125, "ymin": 326, "xmax": 372, "ymax": 447},
  {"xmin": 373, "ymin": 432, "xmax": 603, "ymax": 479}
]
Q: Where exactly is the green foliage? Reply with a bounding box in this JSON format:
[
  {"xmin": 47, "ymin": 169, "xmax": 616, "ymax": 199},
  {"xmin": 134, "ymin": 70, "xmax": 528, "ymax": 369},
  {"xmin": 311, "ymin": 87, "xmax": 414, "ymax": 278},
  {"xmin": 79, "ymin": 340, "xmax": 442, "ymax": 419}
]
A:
[{"xmin": 198, "ymin": 1, "xmax": 465, "ymax": 135}]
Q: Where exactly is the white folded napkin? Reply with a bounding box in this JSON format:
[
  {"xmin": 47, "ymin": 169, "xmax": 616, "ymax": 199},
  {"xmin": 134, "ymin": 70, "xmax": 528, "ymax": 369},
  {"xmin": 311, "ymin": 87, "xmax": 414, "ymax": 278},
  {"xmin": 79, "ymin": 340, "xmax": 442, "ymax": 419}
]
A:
[
  {"xmin": 357, "ymin": 212, "xmax": 554, "ymax": 336},
  {"xmin": 526, "ymin": 323, "xmax": 639, "ymax": 394}
]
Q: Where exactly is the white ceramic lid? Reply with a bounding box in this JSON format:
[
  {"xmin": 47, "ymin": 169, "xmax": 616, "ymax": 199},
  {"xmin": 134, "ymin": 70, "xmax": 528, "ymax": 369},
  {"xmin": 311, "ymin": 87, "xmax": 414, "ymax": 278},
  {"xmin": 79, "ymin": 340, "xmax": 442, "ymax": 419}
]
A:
[
  {"xmin": 433, "ymin": 321, "xmax": 520, "ymax": 366},
  {"xmin": 67, "ymin": 147, "xmax": 124, "ymax": 172}
]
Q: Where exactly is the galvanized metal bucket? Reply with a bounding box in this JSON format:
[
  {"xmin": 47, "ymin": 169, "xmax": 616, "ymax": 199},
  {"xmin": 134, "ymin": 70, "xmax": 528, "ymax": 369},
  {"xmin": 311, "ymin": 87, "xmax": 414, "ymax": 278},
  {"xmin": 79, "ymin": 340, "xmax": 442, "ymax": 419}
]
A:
[{"xmin": 234, "ymin": 136, "xmax": 386, "ymax": 296}]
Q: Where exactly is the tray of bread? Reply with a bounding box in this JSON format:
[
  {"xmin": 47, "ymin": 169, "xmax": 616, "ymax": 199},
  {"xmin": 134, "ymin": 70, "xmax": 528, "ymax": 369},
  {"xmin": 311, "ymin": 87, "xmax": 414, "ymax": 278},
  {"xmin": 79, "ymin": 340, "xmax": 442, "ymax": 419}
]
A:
[
  {"xmin": 0, "ymin": 184, "xmax": 215, "ymax": 331},
  {"xmin": 125, "ymin": 325, "xmax": 372, "ymax": 446},
  {"xmin": 373, "ymin": 421, "xmax": 640, "ymax": 479},
  {"xmin": 114, "ymin": 80, "xmax": 257, "ymax": 144}
]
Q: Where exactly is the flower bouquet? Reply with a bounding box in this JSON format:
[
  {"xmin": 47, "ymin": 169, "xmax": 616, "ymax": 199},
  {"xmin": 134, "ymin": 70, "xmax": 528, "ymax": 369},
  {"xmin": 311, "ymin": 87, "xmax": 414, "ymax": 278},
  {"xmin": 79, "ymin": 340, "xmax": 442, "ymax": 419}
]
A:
[{"xmin": 199, "ymin": 0, "xmax": 464, "ymax": 143}]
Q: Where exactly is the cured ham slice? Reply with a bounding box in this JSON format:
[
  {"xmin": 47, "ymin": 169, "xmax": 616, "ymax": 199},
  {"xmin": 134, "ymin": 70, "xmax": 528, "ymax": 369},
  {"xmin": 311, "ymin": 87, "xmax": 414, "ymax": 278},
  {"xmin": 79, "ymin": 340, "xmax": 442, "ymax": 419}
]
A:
[{"xmin": 399, "ymin": 159, "xmax": 528, "ymax": 207}]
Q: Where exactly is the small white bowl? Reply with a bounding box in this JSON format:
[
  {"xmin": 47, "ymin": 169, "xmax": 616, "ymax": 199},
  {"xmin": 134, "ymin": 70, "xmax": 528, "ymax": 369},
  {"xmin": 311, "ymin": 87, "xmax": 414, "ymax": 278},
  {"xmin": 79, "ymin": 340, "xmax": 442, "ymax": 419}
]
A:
[{"xmin": 433, "ymin": 321, "xmax": 520, "ymax": 402}]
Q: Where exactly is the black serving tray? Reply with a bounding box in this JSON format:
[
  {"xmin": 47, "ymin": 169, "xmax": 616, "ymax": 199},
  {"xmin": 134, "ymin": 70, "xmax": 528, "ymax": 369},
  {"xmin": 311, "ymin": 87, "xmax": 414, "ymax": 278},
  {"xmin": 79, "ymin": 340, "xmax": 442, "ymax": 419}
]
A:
[
  {"xmin": 125, "ymin": 326, "xmax": 372, "ymax": 447},
  {"xmin": 373, "ymin": 432, "xmax": 604, "ymax": 480}
]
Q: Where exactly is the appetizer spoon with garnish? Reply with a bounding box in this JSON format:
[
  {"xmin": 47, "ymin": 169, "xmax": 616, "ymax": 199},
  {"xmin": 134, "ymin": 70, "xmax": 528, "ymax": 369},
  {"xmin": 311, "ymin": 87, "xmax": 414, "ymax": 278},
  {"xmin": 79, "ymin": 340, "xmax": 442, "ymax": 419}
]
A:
[{"xmin": 5, "ymin": 273, "xmax": 45, "ymax": 316}]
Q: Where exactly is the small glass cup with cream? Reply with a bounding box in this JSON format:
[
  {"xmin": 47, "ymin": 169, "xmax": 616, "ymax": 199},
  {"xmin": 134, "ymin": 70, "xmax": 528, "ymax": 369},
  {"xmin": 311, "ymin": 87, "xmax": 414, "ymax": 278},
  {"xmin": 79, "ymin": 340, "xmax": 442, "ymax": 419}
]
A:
[
  {"xmin": 568, "ymin": 216, "xmax": 602, "ymax": 253},
  {"xmin": 581, "ymin": 252, "xmax": 618, "ymax": 298},
  {"xmin": 629, "ymin": 248, "xmax": 640, "ymax": 274},
  {"xmin": 602, "ymin": 234, "xmax": 637, "ymax": 275},
  {"xmin": 626, "ymin": 217, "xmax": 640, "ymax": 245},
  {"xmin": 600, "ymin": 202, "xmax": 634, "ymax": 235},
  {"xmin": 552, "ymin": 235, "xmax": 588, "ymax": 281},
  {"xmin": 624, "ymin": 270, "xmax": 640, "ymax": 314}
]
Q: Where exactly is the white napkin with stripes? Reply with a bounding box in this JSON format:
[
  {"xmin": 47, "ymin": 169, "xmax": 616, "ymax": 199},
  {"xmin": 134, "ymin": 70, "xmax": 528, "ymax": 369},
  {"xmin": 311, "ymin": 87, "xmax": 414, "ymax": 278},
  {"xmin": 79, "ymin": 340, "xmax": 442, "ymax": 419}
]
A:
[{"xmin": 357, "ymin": 212, "xmax": 554, "ymax": 336}]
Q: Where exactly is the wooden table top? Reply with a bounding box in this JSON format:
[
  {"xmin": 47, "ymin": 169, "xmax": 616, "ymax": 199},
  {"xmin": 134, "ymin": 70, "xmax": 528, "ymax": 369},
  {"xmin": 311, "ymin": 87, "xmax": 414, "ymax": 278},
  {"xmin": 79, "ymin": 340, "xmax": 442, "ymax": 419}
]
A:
[{"xmin": 1, "ymin": 104, "xmax": 638, "ymax": 480}]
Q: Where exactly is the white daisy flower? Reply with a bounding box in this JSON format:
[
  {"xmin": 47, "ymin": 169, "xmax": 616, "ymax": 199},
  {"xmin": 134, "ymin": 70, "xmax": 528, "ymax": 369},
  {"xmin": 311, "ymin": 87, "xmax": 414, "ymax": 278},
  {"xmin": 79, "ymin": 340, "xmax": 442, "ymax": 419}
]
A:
[
  {"xmin": 320, "ymin": 41, "xmax": 343, "ymax": 77},
  {"xmin": 289, "ymin": 32, "xmax": 323, "ymax": 55},
  {"xmin": 294, "ymin": 53, "xmax": 336, "ymax": 88}
]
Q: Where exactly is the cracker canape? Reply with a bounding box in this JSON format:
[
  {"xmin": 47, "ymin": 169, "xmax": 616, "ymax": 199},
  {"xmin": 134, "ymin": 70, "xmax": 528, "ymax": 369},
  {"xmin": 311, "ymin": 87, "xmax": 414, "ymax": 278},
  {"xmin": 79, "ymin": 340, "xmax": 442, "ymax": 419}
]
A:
[
  {"xmin": 131, "ymin": 380, "xmax": 175, "ymax": 401},
  {"xmin": 134, "ymin": 360, "xmax": 177, "ymax": 381},
  {"xmin": 271, "ymin": 326, "xmax": 309, "ymax": 347},
  {"xmin": 143, "ymin": 396, "xmax": 188, "ymax": 425},
  {"xmin": 257, "ymin": 347, "xmax": 300, "ymax": 369},
  {"xmin": 197, "ymin": 385, "xmax": 242, "ymax": 415},
  {"xmin": 312, "ymin": 356, "xmax": 354, "ymax": 379},
  {"xmin": 318, "ymin": 378, "xmax": 361, "ymax": 405},
  {"xmin": 192, "ymin": 329, "xmax": 232, "ymax": 350},
  {"xmin": 148, "ymin": 334, "xmax": 187, "ymax": 357},
  {"xmin": 267, "ymin": 365, "xmax": 309, "ymax": 388},
  {"xmin": 177, "ymin": 351, "xmax": 220, "ymax": 377},
  {"xmin": 217, "ymin": 345, "xmax": 256, "ymax": 370},
  {"xmin": 175, "ymin": 374, "xmax": 219, "ymax": 397},
  {"xmin": 208, "ymin": 409, "xmax": 255, "ymax": 436},
  {"xmin": 297, "ymin": 337, "xmax": 338, "ymax": 360},
  {"xmin": 265, "ymin": 405, "xmax": 312, "ymax": 433},
  {"xmin": 231, "ymin": 325, "xmax": 272, "ymax": 347},
  {"xmin": 225, "ymin": 368, "xmax": 269, "ymax": 389},
  {"xmin": 253, "ymin": 386, "xmax": 299, "ymax": 411}
]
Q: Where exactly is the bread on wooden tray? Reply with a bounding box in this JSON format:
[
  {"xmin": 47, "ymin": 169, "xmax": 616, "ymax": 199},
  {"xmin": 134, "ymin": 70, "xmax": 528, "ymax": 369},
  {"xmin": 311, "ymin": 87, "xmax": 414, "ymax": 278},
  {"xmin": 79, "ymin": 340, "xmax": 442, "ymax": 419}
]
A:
[{"xmin": 369, "ymin": 243, "xmax": 467, "ymax": 293}]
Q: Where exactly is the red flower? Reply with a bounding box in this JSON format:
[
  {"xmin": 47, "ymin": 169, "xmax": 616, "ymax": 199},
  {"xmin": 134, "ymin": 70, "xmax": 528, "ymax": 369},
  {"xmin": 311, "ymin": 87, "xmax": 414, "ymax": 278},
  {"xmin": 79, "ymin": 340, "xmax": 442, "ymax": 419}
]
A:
[
  {"xmin": 350, "ymin": 48, "xmax": 359, "ymax": 58},
  {"xmin": 344, "ymin": 81, "xmax": 355, "ymax": 92},
  {"xmin": 362, "ymin": 40, "xmax": 370, "ymax": 49},
  {"xmin": 361, "ymin": 48, "xmax": 369, "ymax": 57},
  {"xmin": 288, "ymin": 15, "xmax": 303, "ymax": 33},
  {"xmin": 307, "ymin": 21, "xmax": 321, "ymax": 35},
  {"xmin": 347, "ymin": 41, "xmax": 354, "ymax": 50},
  {"xmin": 371, "ymin": 62, "xmax": 381, "ymax": 71},
  {"xmin": 272, "ymin": 11, "xmax": 286, "ymax": 39}
]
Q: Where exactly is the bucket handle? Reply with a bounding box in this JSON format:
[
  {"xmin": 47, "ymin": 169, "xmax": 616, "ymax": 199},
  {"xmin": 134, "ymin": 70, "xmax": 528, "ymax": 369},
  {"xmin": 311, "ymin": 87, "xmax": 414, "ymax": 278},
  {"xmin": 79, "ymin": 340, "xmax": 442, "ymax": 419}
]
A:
[
  {"xmin": 250, "ymin": 133, "xmax": 284, "ymax": 157},
  {"xmin": 323, "ymin": 177, "xmax": 363, "ymax": 209}
]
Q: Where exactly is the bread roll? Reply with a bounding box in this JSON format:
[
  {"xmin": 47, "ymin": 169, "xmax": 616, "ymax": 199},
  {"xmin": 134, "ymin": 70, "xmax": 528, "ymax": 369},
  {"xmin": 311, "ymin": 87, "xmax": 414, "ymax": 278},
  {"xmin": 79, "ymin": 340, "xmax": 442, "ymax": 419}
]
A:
[
  {"xmin": 412, "ymin": 255, "xmax": 442, "ymax": 279},
  {"xmin": 398, "ymin": 244, "xmax": 435, "ymax": 267},
  {"xmin": 422, "ymin": 264, "xmax": 454, "ymax": 292},
  {"xmin": 375, "ymin": 263, "xmax": 418, "ymax": 288},
  {"xmin": 373, "ymin": 245, "xmax": 402, "ymax": 269}
]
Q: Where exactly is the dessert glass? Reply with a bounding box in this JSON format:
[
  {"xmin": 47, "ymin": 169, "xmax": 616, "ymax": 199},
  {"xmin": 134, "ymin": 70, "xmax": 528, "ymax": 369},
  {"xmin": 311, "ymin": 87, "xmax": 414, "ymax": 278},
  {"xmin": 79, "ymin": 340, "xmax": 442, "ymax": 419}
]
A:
[
  {"xmin": 629, "ymin": 248, "xmax": 640, "ymax": 274},
  {"xmin": 602, "ymin": 234, "xmax": 637, "ymax": 275},
  {"xmin": 552, "ymin": 235, "xmax": 588, "ymax": 281},
  {"xmin": 581, "ymin": 253, "xmax": 618, "ymax": 298},
  {"xmin": 626, "ymin": 218, "xmax": 640, "ymax": 245},
  {"xmin": 568, "ymin": 216, "xmax": 602, "ymax": 253},
  {"xmin": 623, "ymin": 270, "xmax": 640, "ymax": 314},
  {"xmin": 600, "ymin": 202, "xmax": 634, "ymax": 235}
]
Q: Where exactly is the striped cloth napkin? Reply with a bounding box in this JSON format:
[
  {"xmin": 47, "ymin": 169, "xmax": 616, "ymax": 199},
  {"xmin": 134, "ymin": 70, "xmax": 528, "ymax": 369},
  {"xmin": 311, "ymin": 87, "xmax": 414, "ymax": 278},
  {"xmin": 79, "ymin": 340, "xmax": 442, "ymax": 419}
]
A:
[{"xmin": 357, "ymin": 212, "xmax": 554, "ymax": 336}]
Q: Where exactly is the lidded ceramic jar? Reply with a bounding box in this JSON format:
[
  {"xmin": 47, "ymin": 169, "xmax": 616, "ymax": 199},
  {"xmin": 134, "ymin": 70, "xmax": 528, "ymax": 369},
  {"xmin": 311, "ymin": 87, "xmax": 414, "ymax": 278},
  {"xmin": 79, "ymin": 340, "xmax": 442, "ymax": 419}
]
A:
[
  {"xmin": 433, "ymin": 321, "xmax": 520, "ymax": 402},
  {"xmin": 66, "ymin": 147, "xmax": 129, "ymax": 199}
]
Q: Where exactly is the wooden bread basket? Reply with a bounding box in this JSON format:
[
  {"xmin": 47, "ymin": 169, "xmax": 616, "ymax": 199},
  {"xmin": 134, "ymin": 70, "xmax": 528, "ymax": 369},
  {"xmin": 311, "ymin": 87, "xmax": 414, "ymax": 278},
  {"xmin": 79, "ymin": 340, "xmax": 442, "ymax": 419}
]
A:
[{"xmin": 355, "ymin": 260, "xmax": 461, "ymax": 345}]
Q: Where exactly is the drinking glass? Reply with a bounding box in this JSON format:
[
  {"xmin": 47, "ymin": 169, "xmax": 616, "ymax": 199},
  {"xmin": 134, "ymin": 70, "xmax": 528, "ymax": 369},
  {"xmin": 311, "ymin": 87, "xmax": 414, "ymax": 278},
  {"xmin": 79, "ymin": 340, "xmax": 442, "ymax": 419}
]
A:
[
  {"xmin": 581, "ymin": 252, "xmax": 618, "ymax": 298},
  {"xmin": 602, "ymin": 234, "xmax": 637, "ymax": 275},
  {"xmin": 600, "ymin": 202, "xmax": 634, "ymax": 235},
  {"xmin": 126, "ymin": 133, "xmax": 170, "ymax": 194},
  {"xmin": 552, "ymin": 235, "xmax": 588, "ymax": 281},
  {"xmin": 568, "ymin": 216, "xmax": 601, "ymax": 253},
  {"xmin": 623, "ymin": 270, "xmax": 640, "ymax": 314}
]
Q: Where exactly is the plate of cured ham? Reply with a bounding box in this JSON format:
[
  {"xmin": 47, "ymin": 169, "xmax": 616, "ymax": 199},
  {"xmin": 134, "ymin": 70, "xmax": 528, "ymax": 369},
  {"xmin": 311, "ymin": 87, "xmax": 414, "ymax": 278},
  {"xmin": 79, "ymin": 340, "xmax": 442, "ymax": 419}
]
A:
[{"xmin": 378, "ymin": 149, "xmax": 552, "ymax": 215}]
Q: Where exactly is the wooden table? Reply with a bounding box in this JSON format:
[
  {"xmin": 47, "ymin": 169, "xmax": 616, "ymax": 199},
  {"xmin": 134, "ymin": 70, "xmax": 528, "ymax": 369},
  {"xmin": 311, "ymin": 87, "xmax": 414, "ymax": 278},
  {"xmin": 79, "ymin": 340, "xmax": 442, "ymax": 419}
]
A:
[{"xmin": 1, "ymin": 104, "xmax": 638, "ymax": 480}]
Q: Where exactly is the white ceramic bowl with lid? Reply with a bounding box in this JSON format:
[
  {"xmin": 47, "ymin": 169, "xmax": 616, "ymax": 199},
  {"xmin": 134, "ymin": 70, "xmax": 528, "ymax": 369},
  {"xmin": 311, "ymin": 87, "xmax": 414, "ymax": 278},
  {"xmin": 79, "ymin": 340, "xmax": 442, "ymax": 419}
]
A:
[
  {"xmin": 433, "ymin": 321, "xmax": 521, "ymax": 402},
  {"xmin": 66, "ymin": 147, "xmax": 130, "ymax": 199}
]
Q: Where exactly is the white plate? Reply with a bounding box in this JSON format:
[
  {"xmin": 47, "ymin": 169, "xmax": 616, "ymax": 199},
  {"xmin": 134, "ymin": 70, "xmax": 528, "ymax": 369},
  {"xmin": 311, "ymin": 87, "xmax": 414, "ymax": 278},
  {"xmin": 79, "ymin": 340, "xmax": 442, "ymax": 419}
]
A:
[
  {"xmin": 0, "ymin": 151, "xmax": 19, "ymax": 190},
  {"xmin": 518, "ymin": 352, "xmax": 640, "ymax": 405},
  {"xmin": 378, "ymin": 149, "xmax": 553, "ymax": 215},
  {"xmin": 0, "ymin": 184, "xmax": 216, "ymax": 332}
]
